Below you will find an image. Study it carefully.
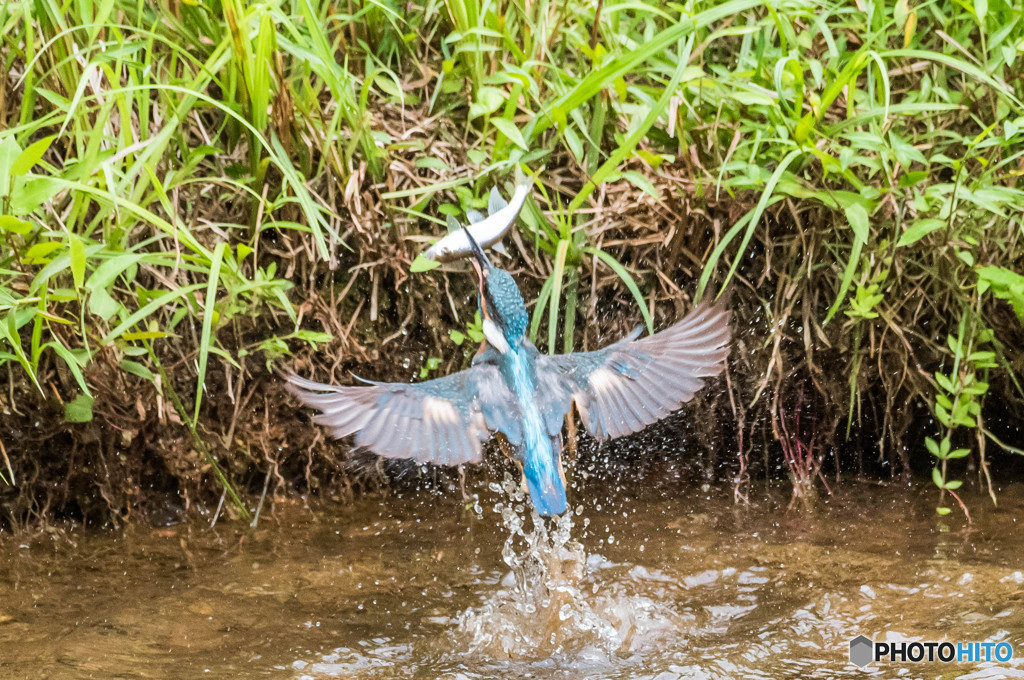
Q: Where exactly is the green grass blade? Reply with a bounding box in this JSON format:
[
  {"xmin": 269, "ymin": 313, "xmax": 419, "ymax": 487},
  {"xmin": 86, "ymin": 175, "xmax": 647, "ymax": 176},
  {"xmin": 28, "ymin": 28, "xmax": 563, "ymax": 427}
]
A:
[
  {"xmin": 697, "ymin": 149, "xmax": 801, "ymax": 300},
  {"xmin": 102, "ymin": 283, "xmax": 206, "ymax": 344},
  {"xmin": 547, "ymin": 239, "xmax": 569, "ymax": 354},
  {"xmin": 568, "ymin": 36, "xmax": 692, "ymax": 213},
  {"xmin": 194, "ymin": 242, "xmax": 227, "ymax": 423},
  {"xmin": 530, "ymin": 274, "xmax": 555, "ymax": 344},
  {"xmin": 583, "ymin": 246, "xmax": 654, "ymax": 335}
]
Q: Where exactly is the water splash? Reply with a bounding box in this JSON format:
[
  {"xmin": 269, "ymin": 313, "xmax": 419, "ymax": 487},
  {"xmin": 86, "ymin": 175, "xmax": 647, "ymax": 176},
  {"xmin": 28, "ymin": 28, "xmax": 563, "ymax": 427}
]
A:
[{"xmin": 453, "ymin": 474, "xmax": 686, "ymax": 660}]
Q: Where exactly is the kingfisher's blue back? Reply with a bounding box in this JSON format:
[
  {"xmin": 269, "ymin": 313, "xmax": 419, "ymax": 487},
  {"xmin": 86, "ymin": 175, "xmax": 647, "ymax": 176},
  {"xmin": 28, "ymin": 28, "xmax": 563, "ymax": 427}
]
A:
[
  {"xmin": 475, "ymin": 267, "xmax": 568, "ymax": 515},
  {"xmin": 497, "ymin": 343, "xmax": 567, "ymax": 516}
]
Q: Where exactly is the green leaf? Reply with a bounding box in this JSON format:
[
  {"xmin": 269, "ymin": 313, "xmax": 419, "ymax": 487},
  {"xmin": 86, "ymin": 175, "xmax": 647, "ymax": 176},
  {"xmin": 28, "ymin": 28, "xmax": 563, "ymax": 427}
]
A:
[
  {"xmin": 888, "ymin": 131, "xmax": 927, "ymax": 166},
  {"xmin": 0, "ymin": 312, "xmax": 41, "ymax": 394},
  {"xmin": 622, "ymin": 171, "xmax": 659, "ymax": 199},
  {"xmin": 69, "ymin": 234, "xmax": 86, "ymax": 290},
  {"xmin": 925, "ymin": 436, "xmax": 940, "ymax": 457},
  {"xmin": 962, "ymin": 379, "xmax": 989, "ymax": 396},
  {"xmin": 46, "ymin": 341, "xmax": 90, "ymax": 394},
  {"xmin": 88, "ymin": 287, "xmax": 122, "ymax": 321},
  {"xmin": 410, "ymin": 253, "xmax": 442, "ymax": 273},
  {"xmin": 415, "ymin": 157, "xmax": 451, "ymax": 172},
  {"xmin": 121, "ymin": 330, "xmax": 169, "ymax": 341},
  {"xmin": 563, "ymin": 127, "xmax": 584, "ymax": 161},
  {"xmin": 967, "ymin": 351, "xmax": 995, "ymax": 366},
  {"xmin": 64, "ymin": 393, "xmax": 94, "ymax": 423},
  {"xmin": 269, "ymin": 133, "xmax": 337, "ymax": 258},
  {"xmin": 897, "ymin": 218, "xmax": 945, "ymax": 247},
  {"xmin": 10, "ymin": 135, "xmax": 57, "ymax": 177},
  {"xmin": 450, "ymin": 329, "xmax": 466, "ymax": 346},
  {"xmin": 294, "ymin": 330, "xmax": 333, "ymax": 346},
  {"xmin": 945, "ymin": 479, "xmax": 963, "ymax": 490},
  {"xmin": 105, "ymin": 284, "xmax": 205, "ymax": 343},
  {"xmin": 0, "ymin": 215, "xmax": 32, "ymax": 234},
  {"xmin": 10, "ymin": 176, "xmax": 62, "ymax": 215},
  {"xmin": 613, "ymin": 76, "xmax": 628, "ymax": 102},
  {"xmin": 0, "ymin": 137, "xmax": 21, "ymax": 198},
  {"xmin": 469, "ymin": 86, "xmax": 505, "ymax": 121},
  {"xmin": 898, "ymin": 170, "xmax": 929, "ymax": 187},
  {"xmin": 795, "ymin": 113, "xmax": 815, "ymax": 144},
  {"xmin": 936, "ymin": 506, "xmax": 952, "ymax": 516},
  {"xmin": 931, "ymin": 466, "xmax": 944, "ymax": 488},
  {"xmin": 22, "ymin": 241, "xmax": 62, "ymax": 264},
  {"xmin": 491, "ymin": 118, "xmax": 528, "ymax": 151},
  {"xmin": 947, "ymin": 333, "xmax": 962, "ymax": 356},
  {"xmin": 530, "ymin": 275, "xmax": 554, "ymax": 343},
  {"xmin": 120, "ymin": 359, "xmax": 157, "ymax": 384},
  {"xmin": 845, "ymin": 201, "xmax": 870, "ymax": 245}
]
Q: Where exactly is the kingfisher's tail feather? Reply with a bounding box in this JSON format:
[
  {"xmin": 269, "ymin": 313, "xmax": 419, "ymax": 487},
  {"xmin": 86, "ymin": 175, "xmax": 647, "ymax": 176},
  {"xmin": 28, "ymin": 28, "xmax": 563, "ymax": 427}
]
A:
[{"xmin": 521, "ymin": 436, "xmax": 567, "ymax": 516}]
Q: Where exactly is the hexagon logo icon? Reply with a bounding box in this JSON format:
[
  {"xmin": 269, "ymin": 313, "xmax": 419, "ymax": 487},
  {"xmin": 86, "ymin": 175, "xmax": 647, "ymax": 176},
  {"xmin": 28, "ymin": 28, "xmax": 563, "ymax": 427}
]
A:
[{"xmin": 850, "ymin": 635, "xmax": 874, "ymax": 668}]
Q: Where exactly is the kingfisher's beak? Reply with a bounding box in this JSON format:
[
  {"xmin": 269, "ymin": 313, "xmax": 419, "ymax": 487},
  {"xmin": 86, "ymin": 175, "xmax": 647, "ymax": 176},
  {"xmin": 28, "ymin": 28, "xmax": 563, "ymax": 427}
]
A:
[
  {"xmin": 465, "ymin": 229, "xmax": 491, "ymax": 270},
  {"xmin": 470, "ymin": 258, "xmax": 487, "ymax": 313},
  {"xmin": 464, "ymin": 229, "xmax": 490, "ymax": 310}
]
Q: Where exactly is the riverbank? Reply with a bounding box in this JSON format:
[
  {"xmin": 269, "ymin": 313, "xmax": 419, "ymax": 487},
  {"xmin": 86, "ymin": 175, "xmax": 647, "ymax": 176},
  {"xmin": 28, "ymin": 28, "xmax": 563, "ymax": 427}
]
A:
[{"xmin": 1, "ymin": 0, "xmax": 1022, "ymax": 528}]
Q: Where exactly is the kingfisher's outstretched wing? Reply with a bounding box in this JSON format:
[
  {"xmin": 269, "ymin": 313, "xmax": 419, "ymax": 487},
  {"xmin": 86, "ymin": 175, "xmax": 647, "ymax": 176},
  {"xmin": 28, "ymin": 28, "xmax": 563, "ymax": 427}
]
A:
[
  {"xmin": 539, "ymin": 301, "xmax": 730, "ymax": 441},
  {"xmin": 285, "ymin": 361, "xmax": 521, "ymax": 466}
]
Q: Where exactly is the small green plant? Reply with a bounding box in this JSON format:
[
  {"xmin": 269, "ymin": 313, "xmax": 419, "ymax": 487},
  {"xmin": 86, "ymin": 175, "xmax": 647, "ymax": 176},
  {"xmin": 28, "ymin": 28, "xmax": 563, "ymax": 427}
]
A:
[
  {"xmin": 977, "ymin": 266, "xmax": 1024, "ymax": 323},
  {"xmin": 927, "ymin": 313, "xmax": 998, "ymax": 518},
  {"xmin": 419, "ymin": 357, "xmax": 442, "ymax": 379},
  {"xmin": 250, "ymin": 329, "xmax": 334, "ymax": 370},
  {"xmin": 449, "ymin": 310, "xmax": 485, "ymax": 347}
]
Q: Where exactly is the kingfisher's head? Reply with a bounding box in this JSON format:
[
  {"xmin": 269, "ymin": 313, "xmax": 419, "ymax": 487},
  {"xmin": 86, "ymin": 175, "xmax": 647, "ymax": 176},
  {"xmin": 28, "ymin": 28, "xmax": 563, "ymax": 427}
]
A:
[{"xmin": 466, "ymin": 232, "xmax": 528, "ymax": 354}]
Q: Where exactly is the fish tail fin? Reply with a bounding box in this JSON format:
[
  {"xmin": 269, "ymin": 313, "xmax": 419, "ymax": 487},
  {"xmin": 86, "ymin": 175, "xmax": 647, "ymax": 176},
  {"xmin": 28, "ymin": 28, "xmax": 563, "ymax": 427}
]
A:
[{"xmin": 514, "ymin": 163, "xmax": 536, "ymax": 189}]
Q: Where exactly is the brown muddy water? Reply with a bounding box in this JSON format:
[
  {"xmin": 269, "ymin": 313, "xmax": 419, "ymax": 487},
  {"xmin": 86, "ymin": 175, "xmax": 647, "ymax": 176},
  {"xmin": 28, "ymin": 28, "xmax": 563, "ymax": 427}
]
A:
[{"xmin": 1, "ymin": 478, "xmax": 1023, "ymax": 680}]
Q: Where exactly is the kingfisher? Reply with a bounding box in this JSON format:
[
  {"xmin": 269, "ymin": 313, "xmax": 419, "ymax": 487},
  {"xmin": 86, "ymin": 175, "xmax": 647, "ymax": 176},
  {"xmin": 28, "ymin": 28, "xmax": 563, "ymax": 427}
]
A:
[{"xmin": 286, "ymin": 236, "xmax": 730, "ymax": 516}]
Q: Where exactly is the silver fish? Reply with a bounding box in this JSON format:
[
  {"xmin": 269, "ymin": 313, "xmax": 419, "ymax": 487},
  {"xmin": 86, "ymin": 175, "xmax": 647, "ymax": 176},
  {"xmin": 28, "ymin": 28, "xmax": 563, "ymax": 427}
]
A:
[{"xmin": 422, "ymin": 169, "xmax": 531, "ymax": 262}]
